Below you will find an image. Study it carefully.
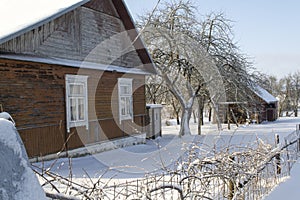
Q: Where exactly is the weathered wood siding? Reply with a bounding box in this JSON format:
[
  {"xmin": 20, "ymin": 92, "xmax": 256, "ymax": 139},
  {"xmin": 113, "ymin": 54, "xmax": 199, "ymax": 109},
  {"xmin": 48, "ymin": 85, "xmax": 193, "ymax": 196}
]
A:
[
  {"xmin": 0, "ymin": 58, "xmax": 146, "ymax": 157},
  {"xmin": 217, "ymin": 95, "xmax": 278, "ymax": 124},
  {"xmin": 255, "ymin": 101, "xmax": 278, "ymax": 122},
  {"xmin": 0, "ymin": 0, "xmax": 150, "ymax": 157},
  {"xmin": 0, "ymin": 0, "xmax": 143, "ymax": 68}
]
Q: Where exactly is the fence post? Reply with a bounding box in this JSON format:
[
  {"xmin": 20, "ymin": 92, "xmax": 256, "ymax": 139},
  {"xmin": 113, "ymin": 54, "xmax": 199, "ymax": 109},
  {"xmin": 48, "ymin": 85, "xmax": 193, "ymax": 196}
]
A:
[
  {"xmin": 113, "ymin": 182, "xmax": 116, "ymax": 199},
  {"xmin": 126, "ymin": 180, "xmax": 129, "ymax": 198},
  {"xmin": 228, "ymin": 156, "xmax": 235, "ymax": 200},
  {"xmin": 296, "ymin": 124, "xmax": 300, "ymax": 152},
  {"xmin": 136, "ymin": 179, "xmax": 139, "ymax": 197},
  {"xmin": 275, "ymin": 134, "xmax": 281, "ymax": 175},
  {"xmin": 228, "ymin": 179, "xmax": 234, "ymax": 200}
]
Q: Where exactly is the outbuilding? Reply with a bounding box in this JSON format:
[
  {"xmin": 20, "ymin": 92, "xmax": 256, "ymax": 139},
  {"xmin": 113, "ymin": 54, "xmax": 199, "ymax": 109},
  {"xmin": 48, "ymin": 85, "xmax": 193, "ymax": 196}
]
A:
[
  {"xmin": 217, "ymin": 84, "xmax": 278, "ymax": 126},
  {"xmin": 250, "ymin": 85, "xmax": 278, "ymax": 123}
]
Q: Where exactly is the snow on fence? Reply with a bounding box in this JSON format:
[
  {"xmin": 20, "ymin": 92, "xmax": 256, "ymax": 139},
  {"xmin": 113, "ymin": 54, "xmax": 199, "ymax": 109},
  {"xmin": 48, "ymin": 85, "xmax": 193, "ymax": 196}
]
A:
[{"xmin": 35, "ymin": 128, "xmax": 300, "ymax": 200}]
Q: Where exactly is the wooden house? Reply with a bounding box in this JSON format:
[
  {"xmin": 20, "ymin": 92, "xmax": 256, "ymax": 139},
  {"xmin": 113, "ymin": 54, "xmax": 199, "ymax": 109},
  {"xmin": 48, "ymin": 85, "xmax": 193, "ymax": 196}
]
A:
[{"xmin": 0, "ymin": 0, "xmax": 156, "ymax": 159}]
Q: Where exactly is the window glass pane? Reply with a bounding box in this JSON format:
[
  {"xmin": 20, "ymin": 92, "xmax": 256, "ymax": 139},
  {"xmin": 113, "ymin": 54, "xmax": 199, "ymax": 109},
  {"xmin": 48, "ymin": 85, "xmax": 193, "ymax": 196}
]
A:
[
  {"xmin": 120, "ymin": 85, "xmax": 130, "ymax": 95},
  {"xmin": 125, "ymin": 97, "xmax": 131, "ymax": 115},
  {"xmin": 70, "ymin": 98, "xmax": 77, "ymax": 121},
  {"xmin": 70, "ymin": 84, "xmax": 84, "ymax": 95},
  {"xmin": 120, "ymin": 97, "xmax": 126, "ymax": 116},
  {"xmin": 78, "ymin": 98, "xmax": 85, "ymax": 120}
]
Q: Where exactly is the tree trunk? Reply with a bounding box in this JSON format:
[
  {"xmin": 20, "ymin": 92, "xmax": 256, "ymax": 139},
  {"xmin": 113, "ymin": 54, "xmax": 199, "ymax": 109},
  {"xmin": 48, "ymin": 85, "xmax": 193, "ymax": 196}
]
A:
[
  {"xmin": 200, "ymin": 108, "xmax": 204, "ymax": 126},
  {"xmin": 193, "ymin": 110, "xmax": 197, "ymax": 123},
  {"xmin": 198, "ymin": 108, "xmax": 202, "ymax": 135},
  {"xmin": 197, "ymin": 97, "xmax": 204, "ymax": 135},
  {"xmin": 208, "ymin": 105, "xmax": 212, "ymax": 122},
  {"xmin": 176, "ymin": 114, "xmax": 180, "ymax": 125},
  {"xmin": 227, "ymin": 106, "xmax": 231, "ymax": 130},
  {"xmin": 212, "ymin": 103, "xmax": 222, "ymax": 130},
  {"xmin": 279, "ymin": 106, "xmax": 283, "ymax": 117},
  {"xmin": 179, "ymin": 108, "xmax": 192, "ymax": 136},
  {"xmin": 171, "ymin": 102, "xmax": 181, "ymax": 125}
]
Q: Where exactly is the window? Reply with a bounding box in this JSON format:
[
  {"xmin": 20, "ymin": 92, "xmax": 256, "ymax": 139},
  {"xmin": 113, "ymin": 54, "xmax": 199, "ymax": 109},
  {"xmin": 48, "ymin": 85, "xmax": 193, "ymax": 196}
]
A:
[
  {"xmin": 65, "ymin": 75, "xmax": 89, "ymax": 132},
  {"xmin": 118, "ymin": 78, "xmax": 133, "ymax": 122}
]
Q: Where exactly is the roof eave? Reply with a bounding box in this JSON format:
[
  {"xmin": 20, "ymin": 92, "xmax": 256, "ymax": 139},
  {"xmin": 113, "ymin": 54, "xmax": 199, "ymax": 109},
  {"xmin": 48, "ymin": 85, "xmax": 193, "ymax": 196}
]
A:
[
  {"xmin": 111, "ymin": 0, "xmax": 157, "ymax": 75},
  {"xmin": 0, "ymin": 53, "xmax": 152, "ymax": 75}
]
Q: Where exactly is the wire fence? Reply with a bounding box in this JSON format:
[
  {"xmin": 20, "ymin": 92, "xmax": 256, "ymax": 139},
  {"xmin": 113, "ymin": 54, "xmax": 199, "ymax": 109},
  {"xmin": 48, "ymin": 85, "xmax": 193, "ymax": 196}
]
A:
[
  {"xmin": 40, "ymin": 127, "xmax": 300, "ymax": 200},
  {"xmin": 239, "ymin": 130, "xmax": 298, "ymax": 200}
]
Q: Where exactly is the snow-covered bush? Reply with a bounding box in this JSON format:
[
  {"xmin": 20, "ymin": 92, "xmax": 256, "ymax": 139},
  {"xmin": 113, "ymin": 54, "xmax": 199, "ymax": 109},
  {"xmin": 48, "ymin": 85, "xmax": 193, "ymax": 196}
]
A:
[{"xmin": 34, "ymin": 134, "xmax": 299, "ymax": 200}]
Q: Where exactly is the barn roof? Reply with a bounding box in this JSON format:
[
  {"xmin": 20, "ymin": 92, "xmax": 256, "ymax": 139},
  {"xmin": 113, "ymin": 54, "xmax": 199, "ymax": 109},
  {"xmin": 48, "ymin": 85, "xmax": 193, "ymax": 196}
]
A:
[
  {"xmin": 0, "ymin": 0, "xmax": 156, "ymax": 73},
  {"xmin": 252, "ymin": 85, "xmax": 278, "ymax": 104}
]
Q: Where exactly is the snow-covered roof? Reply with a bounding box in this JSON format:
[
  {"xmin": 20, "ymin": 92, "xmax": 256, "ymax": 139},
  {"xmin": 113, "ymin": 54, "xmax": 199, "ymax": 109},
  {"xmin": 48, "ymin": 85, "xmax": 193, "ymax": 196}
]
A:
[
  {"xmin": 0, "ymin": 0, "xmax": 89, "ymax": 44},
  {"xmin": 252, "ymin": 85, "xmax": 278, "ymax": 104}
]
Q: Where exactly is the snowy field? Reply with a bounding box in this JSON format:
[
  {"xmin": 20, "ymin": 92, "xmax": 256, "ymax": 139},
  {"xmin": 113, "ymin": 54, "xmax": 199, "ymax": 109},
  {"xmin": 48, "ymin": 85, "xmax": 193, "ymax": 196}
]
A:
[
  {"xmin": 34, "ymin": 117, "xmax": 300, "ymax": 198},
  {"xmin": 35, "ymin": 117, "xmax": 300, "ymax": 178}
]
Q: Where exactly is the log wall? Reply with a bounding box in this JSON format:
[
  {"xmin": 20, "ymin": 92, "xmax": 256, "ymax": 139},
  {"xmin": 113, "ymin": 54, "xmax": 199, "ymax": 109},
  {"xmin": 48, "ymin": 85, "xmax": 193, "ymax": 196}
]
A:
[{"xmin": 0, "ymin": 58, "xmax": 146, "ymax": 157}]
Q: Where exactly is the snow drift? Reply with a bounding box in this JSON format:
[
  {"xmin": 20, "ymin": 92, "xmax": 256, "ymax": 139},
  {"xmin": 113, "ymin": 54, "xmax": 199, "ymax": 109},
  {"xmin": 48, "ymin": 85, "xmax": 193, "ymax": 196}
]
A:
[{"xmin": 0, "ymin": 118, "xmax": 46, "ymax": 200}]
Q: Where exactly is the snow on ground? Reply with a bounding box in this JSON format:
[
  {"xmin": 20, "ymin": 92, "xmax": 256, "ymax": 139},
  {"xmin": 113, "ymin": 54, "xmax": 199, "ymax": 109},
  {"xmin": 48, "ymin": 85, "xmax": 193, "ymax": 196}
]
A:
[
  {"xmin": 264, "ymin": 159, "xmax": 300, "ymax": 200},
  {"xmin": 36, "ymin": 117, "xmax": 300, "ymax": 180},
  {"xmin": 34, "ymin": 117, "xmax": 300, "ymax": 199}
]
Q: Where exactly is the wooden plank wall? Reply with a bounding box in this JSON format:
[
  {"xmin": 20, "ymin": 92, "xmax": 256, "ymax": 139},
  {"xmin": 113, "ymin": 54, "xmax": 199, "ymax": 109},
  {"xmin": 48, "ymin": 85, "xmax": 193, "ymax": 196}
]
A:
[
  {"xmin": 0, "ymin": 0, "xmax": 143, "ymax": 68},
  {"xmin": 0, "ymin": 0, "xmax": 151, "ymax": 157},
  {"xmin": 0, "ymin": 58, "xmax": 146, "ymax": 157}
]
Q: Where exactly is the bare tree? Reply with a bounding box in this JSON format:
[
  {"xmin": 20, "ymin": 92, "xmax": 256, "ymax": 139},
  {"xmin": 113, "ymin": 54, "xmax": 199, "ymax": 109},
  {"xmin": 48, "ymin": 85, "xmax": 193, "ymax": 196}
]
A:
[
  {"xmin": 281, "ymin": 75, "xmax": 294, "ymax": 116},
  {"xmin": 168, "ymin": 93, "xmax": 182, "ymax": 125},
  {"xmin": 146, "ymin": 75, "xmax": 168, "ymax": 104},
  {"xmin": 257, "ymin": 71, "xmax": 300, "ymax": 117},
  {"xmin": 194, "ymin": 12, "xmax": 258, "ymax": 128},
  {"xmin": 291, "ymin": 71, "xmax": 300, "ymax": 117},
  {"xmin": 139, "ymin": 0, "xmax": 251, "ymax": 135},
  {"xmin": 139, "ymin": 0, "xmax": 215, "ymax": 136},
  {"xmin": 140, "ymin": 0, "xmax": 258, "ymax": 135},
  {"xmin": 255, "ymin": 73, "xmax": 291, "ymax": 117}
]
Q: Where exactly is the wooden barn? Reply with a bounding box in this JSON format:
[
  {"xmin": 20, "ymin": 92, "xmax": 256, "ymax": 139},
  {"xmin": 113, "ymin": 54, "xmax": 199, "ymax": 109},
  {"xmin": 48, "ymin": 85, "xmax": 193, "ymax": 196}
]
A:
[
  {"xmin": 249, "ymin": 85, "xmax": 278, "ymax": 123},
  {"xmin": 0, "ymin": 0, "xmax": 156, "ymax": 159},
  {"xmin": 218, "ymin": 85, "xmax": 278, "ymax": 125}
]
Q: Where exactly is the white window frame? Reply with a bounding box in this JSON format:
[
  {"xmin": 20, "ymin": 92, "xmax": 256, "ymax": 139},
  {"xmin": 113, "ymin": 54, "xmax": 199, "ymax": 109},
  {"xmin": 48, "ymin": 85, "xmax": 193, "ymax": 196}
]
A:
[
  {"xmin": 65, "ymin": 75, "xmax": 89, "ymax": 132},
  {"xmin": 118, "ymin": 78, "xmax": 133, "ymax": 123}
]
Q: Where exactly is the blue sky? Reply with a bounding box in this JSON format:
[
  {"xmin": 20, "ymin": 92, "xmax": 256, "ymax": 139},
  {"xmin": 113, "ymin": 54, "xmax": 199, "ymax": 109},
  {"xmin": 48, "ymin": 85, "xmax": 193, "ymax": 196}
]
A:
[{"xmin": 124, "ymin": 0, "xmax": 300, "ymax": 78}]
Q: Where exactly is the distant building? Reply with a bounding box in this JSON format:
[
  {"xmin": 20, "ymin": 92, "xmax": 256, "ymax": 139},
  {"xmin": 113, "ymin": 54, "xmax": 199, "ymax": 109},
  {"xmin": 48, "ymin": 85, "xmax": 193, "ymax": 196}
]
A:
[
  {"xmin": 217, "ymin": 85, "xmax": 278, "ymax": 125},
  {"xmin": 249, "ymin": 85, "xmax": 278, "ymax": 123}
]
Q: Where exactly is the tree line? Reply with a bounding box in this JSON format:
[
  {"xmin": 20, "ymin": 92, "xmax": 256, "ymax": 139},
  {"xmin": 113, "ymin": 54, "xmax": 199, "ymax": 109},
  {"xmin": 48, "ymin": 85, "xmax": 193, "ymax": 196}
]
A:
[
  {"xmin": 137, "ymin": 0, "xmax": 264, "ymax": 136},
  {"xmin": 257, "ymin": 71, "xmax": 300, "ymax": 117}
]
